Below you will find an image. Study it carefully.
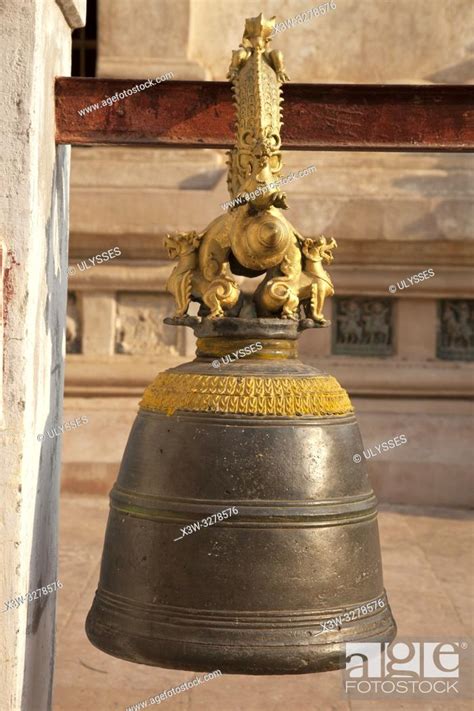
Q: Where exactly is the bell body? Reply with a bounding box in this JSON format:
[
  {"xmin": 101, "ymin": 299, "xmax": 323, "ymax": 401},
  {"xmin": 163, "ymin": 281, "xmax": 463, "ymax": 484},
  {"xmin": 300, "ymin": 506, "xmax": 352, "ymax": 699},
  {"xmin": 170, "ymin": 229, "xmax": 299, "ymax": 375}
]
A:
[{"xmin": 86, "ymin": 319, "xmax": 396, "ymax": 674}]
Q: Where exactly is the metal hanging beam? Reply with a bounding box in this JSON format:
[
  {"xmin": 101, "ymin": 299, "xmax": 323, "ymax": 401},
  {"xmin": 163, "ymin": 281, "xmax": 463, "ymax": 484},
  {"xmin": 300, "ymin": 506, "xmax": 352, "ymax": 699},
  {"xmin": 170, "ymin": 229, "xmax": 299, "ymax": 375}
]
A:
[{"xmin": 55, "ymin": 79, "xmax": 474, "ymax": 151}]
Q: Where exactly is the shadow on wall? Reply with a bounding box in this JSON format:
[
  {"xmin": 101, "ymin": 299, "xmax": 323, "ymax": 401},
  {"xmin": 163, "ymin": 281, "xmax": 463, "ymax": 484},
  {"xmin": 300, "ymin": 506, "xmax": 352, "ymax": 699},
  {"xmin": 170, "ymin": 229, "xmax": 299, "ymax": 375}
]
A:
[
  {"xmin": 22, "ymin": 146, "xmax": 70, "ymax": 711},
  {"xmin": 425, "ymin": 40, "xmax": 474, "ymax": 83},
  {"xmin": 393, "ymin": 157, "xmax": 474, "ymax": 240}
]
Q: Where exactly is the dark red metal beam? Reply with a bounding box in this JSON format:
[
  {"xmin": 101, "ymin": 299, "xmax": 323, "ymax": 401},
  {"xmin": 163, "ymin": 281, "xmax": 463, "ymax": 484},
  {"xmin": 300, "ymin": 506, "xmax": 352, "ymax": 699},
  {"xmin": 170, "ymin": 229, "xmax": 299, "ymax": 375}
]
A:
[{"xmin": 55, "ymin": 78, "xmax": 474, "ymax": 151}]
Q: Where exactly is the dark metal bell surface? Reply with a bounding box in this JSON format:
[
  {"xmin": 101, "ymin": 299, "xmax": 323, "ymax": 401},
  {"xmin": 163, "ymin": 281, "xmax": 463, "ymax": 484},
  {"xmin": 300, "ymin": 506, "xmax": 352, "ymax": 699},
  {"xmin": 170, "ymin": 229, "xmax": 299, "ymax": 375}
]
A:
[{"xmin": 86, "ymin": 319, "xmax": 396, "ymax": 674}]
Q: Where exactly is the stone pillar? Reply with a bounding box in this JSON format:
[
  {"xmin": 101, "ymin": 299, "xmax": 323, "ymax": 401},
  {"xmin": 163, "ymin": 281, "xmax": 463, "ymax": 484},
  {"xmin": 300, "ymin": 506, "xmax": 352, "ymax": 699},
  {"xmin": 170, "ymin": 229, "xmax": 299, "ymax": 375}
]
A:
[
  {"xmin": 98, "ymin": 0, "xmax": 208, "ymax": 79},
  {"xmin": 0, "ymin": 2, "xmax": 85, "ymax": 709}
]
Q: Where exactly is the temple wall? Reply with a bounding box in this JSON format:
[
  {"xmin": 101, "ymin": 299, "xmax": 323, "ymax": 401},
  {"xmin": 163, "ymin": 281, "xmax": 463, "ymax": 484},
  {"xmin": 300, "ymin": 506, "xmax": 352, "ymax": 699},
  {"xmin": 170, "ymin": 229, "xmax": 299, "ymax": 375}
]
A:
[{"xmin": 64, "ymin": 0, "xmax": 473, "ymax": 506}]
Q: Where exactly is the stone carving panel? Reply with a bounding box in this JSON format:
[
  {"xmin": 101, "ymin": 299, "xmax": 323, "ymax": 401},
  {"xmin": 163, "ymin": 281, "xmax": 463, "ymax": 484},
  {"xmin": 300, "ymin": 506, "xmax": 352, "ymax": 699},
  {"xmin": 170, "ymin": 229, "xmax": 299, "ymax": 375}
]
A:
[
  {"xmin": 437, "ymin": 299, "xmax": 474, "ymax": 361},
  {"xmin": 333, "ymin": 297, "xmax": 393, "ymax": 356},
  {"xmin": 115, "ymin": 292, "xmax": 182, "ymax": 355},
  {"xmin": 66, "ymin": 292, "xmax": 82, "ymax": 354}
]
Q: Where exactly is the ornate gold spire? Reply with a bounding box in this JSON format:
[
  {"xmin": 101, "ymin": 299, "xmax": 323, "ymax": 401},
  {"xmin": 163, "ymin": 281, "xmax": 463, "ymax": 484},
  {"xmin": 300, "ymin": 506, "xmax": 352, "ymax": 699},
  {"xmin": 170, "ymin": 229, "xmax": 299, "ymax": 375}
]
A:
[
  {"xmin": 165, "ymin": 15, "xmax": 336, "ymax": 328},
  {"xmin": 226, "ymin": 14, "xmax": 288, "ymax": 208}
]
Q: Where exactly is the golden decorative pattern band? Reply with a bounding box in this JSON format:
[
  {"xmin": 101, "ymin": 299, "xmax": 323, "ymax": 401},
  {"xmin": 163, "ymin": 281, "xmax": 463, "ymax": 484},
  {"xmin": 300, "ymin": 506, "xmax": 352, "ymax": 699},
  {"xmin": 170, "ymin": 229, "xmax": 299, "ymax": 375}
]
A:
[{"xmin": 140, "ymin": 373, "xmax": 353, "ymax": 417}]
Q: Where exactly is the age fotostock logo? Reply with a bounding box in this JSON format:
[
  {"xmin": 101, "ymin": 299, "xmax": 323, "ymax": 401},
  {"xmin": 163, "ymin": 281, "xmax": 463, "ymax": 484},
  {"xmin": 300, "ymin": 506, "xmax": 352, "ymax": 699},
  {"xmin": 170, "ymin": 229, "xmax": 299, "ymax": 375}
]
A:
[{"xmin": 343, "ymin": 640, "xmax": 473, "ymax": 699}]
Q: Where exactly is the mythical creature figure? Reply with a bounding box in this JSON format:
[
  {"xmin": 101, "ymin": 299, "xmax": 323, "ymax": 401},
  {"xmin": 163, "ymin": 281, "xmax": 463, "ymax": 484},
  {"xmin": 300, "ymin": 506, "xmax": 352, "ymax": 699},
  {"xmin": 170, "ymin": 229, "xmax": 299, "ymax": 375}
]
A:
[
  {"xmin": 165, "ymin": 230, "xmax": 239, "ymax": 319},
  {"xmin": 298, "ymin": 236, "xmax": 337, "ymax": 324},
  {"xmin": 165, "ymin": 14, "xmax": 337, "ymax": 327}
]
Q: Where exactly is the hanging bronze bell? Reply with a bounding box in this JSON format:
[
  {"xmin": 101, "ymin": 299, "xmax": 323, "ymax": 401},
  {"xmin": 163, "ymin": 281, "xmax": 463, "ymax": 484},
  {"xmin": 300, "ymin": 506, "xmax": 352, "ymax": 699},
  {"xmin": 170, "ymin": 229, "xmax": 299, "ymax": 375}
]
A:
[
  {"xmin": 86, "ymin": 13, "xmax": 396, "ymax": 674},
  {"xmin": 86, "ymin": 319, "xmax": 396, "ymax": 674}
]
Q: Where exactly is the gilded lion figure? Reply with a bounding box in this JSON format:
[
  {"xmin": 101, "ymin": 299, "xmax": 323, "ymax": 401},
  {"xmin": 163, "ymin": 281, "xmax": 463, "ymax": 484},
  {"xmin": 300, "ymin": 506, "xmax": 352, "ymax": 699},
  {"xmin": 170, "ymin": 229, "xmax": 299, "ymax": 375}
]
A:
[
  {"xmin": 165, "ymin": 230, "xmax": 239, "ymax": 319},
  {"xmin": 298, "ymin": 236, "xmax": 337, "ymax": 325}
]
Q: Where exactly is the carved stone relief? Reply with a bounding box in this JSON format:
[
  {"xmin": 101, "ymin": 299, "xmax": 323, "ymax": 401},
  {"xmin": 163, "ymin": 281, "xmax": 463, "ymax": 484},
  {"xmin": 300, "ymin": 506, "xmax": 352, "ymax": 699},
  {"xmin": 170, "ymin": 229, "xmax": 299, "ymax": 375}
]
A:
[
  {"xmin": 437, "ymin": 299, "xmax": 474, "ymax": 361},
  {"xmin": 115, "ymin": 292, "xmax": 182, "ymax": 355},
  {"xmin": 333, "ymin": 297, "xmax": 393, "ymax": 356}
]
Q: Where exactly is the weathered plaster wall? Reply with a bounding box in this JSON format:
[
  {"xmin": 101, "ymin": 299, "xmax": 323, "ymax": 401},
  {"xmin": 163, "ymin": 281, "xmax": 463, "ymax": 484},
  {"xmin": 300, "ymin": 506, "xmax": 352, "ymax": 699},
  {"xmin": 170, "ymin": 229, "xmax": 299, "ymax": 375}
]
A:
[
  {"xmin": 189, "ymin": 0, "xmax": 473, "ymax": 83},
  {"xmin": 64, "ymin": 0, "xmax": 473, "ymax": 509},
  {"xmin": 0, "ymin": 1, "xmax": 85, "ymax": 709}
]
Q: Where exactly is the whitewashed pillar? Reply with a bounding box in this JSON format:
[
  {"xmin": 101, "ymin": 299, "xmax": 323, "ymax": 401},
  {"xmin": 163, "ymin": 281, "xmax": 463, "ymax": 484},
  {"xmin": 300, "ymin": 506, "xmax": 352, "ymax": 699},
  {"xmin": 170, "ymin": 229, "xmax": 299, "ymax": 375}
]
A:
[{"xmin": 0, "ymin": 1, "xmax": 86, "ymax": 709}]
